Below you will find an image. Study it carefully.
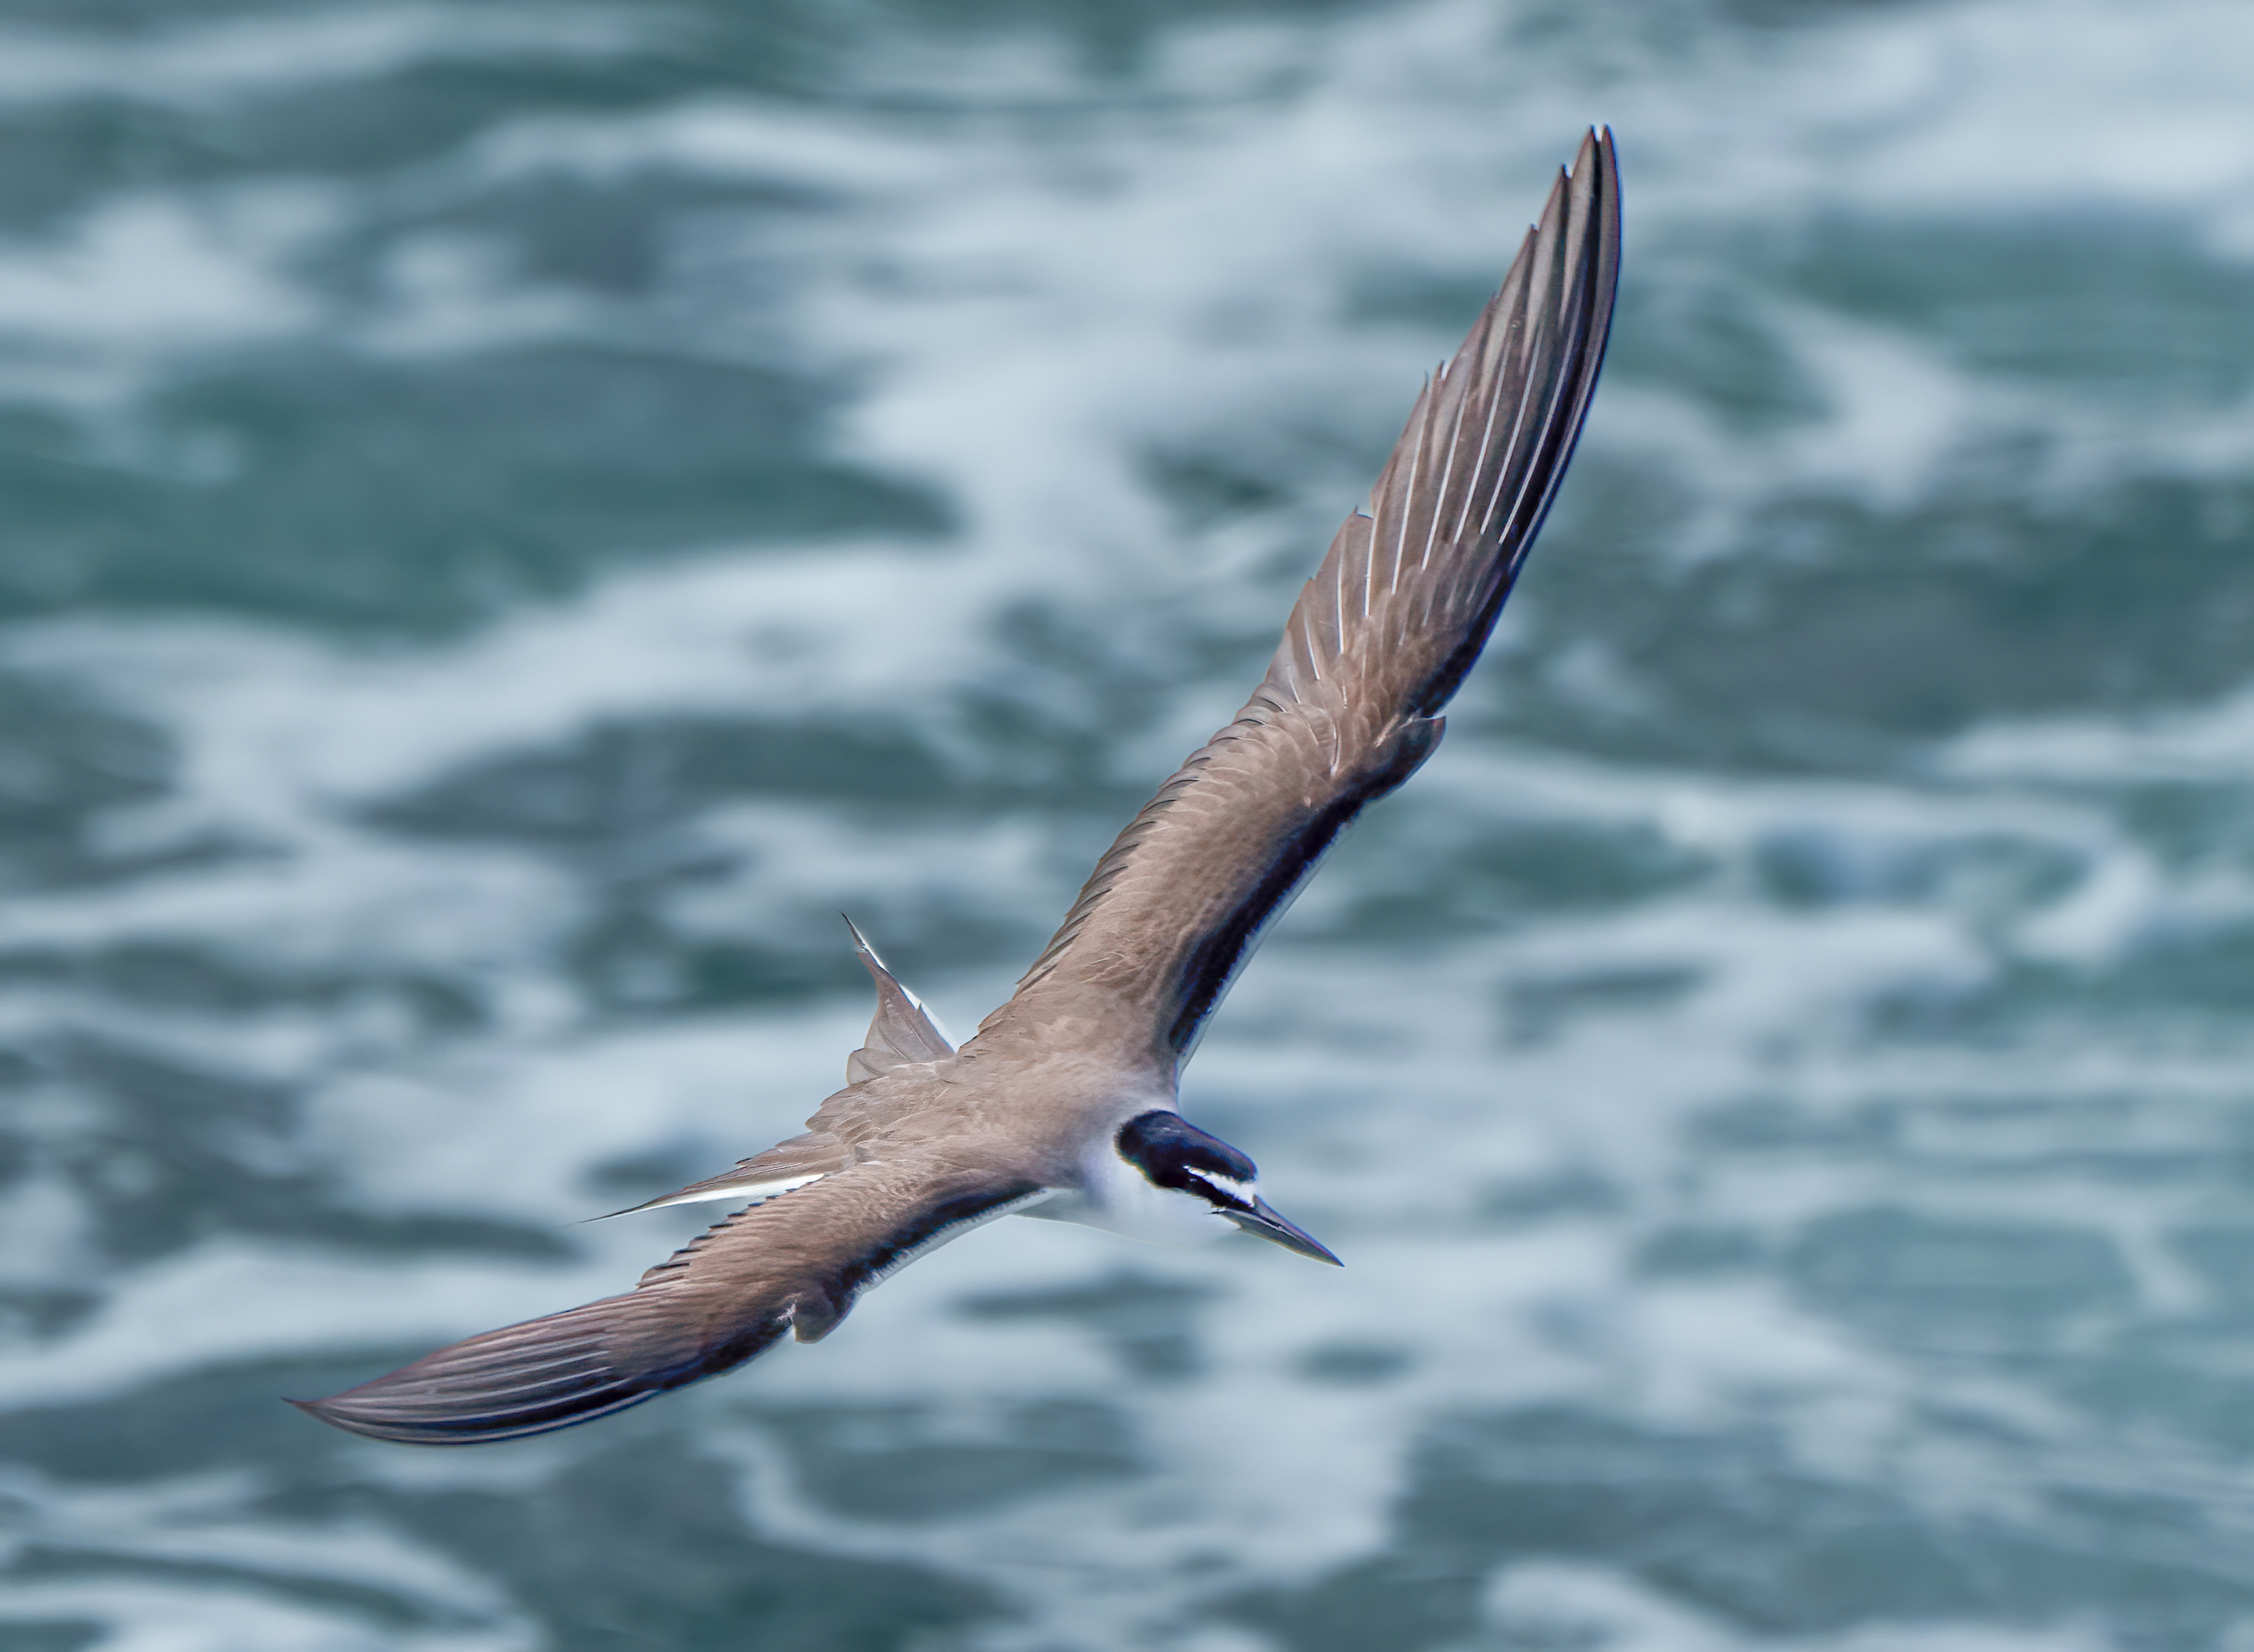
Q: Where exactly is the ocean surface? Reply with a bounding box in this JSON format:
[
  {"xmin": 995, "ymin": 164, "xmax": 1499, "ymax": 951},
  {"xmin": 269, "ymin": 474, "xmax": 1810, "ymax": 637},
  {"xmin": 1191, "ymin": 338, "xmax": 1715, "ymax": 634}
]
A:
[{"xmin": 2, "ymin": 1, "xmax": 2253, "ymax": 1648}]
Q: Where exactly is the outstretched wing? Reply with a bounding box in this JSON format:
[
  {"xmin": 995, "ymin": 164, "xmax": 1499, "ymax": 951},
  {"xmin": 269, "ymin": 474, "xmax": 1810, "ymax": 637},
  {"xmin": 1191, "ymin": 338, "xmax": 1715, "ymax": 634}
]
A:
[
  {"xmin": 293, "ymin": 1159, "xmax": 1046, "ymax": 1445},
  {"xmin": 985, "ymin": 129, "xmax": 1621, "ymax": 1067}
]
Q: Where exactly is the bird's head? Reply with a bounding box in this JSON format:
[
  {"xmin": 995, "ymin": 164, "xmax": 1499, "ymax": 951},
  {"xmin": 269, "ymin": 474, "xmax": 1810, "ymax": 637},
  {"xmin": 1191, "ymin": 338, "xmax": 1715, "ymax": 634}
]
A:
[{"xmin": 1113, "ymin": 1110, "xmax": 1341, "ymax": 1265}]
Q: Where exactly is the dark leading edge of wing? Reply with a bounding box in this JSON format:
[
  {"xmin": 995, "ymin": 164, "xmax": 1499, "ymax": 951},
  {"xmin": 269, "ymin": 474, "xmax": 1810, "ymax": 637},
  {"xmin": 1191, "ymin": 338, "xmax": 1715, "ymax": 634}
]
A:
[{"xmin": 997, "ymin": 129, "xmax": 1622, "ymax": 1064}]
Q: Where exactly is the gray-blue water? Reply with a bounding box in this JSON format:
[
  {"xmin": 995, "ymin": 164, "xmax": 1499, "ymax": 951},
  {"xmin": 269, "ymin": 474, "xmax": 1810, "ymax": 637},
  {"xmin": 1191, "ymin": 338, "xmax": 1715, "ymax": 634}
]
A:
[{"xmin": 3, "ymin": 1, "xmax": 2253, "ymax": 1648}]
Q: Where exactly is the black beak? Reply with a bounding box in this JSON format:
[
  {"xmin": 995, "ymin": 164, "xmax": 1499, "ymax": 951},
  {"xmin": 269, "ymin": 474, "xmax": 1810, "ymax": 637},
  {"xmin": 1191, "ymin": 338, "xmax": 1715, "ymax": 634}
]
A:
[{"xmin": 1226, "ymin": 1197, "xmax": 1343, "ymax": 1266}]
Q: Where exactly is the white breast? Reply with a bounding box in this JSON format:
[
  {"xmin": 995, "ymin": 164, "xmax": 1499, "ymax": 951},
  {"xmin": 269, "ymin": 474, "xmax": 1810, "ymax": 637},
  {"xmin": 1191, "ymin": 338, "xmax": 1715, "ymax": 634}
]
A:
[{"xmin": 1043, "ymin": 1139, "xmax": 1241, "ymax": 1248}]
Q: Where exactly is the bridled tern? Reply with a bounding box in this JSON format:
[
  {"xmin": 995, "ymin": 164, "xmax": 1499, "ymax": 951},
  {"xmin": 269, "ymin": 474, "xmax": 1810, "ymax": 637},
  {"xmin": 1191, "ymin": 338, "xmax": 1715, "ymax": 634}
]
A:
[{"xmin": 295, "ymin": 128, "xmax": 1621, "ymax": 1445}]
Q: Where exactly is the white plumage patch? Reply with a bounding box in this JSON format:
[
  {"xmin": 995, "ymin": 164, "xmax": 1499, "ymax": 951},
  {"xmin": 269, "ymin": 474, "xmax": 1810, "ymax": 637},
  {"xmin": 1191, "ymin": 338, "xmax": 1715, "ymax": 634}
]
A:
[
  {"xmin": 636, "ymin": 1171, "xmax": 828, "ymax": 1212},
  {"xmin": 1072, "ymin": 1141, "xmax": 1242, "ymax": 1248}
]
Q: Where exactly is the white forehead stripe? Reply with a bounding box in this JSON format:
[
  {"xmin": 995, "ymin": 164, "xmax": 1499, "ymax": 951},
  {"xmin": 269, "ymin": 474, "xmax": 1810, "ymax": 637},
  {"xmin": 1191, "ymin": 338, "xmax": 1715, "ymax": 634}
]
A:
[{"xmin": 1186, "ymin": 1169, "xmax": 1255, "ymax": 1203}]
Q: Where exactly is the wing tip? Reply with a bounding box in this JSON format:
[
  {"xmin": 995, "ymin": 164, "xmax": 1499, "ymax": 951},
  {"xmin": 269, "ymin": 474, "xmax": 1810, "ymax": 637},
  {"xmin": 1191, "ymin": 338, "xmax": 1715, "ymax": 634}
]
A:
[
  {"xmin": 286, "ymin": 1351, "xmax": 669, "ymax": 1447},
  {"xmin": 1393, "ymin": 123, "xmax": 1622, "ymax": 712},
  {"xmin": 285, "ymin": 1390, "xmax": 417, "ymax": 1446},
  {"xmin": 286, "ymin": 1386, "xmax": 664, "ymax": 1447},
  {"xmin": 285, "ymin": 1390, "xmax": 431, "ymax": 1446},
  {"xmin": 284, "ymin": 1292, "xmax": 687, "ymax": 1447}
]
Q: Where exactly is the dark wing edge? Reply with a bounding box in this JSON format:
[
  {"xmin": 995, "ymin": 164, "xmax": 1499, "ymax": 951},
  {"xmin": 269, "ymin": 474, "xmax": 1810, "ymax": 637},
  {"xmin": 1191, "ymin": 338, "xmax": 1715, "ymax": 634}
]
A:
[
  {"xmin": 988, "ymin": 129, "xmax": 1620, "ymax": 1060},
  {"xmin": 290, "ymin": 1168, "xmax": 1045, "ymax": 1446}
]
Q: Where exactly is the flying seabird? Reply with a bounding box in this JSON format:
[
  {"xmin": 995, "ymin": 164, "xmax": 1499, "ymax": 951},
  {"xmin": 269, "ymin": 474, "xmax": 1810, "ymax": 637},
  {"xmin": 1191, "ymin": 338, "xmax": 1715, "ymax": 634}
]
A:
[{"xmin": 294, "ymin": 128, "xmax": 1621, "ymax": 1445}]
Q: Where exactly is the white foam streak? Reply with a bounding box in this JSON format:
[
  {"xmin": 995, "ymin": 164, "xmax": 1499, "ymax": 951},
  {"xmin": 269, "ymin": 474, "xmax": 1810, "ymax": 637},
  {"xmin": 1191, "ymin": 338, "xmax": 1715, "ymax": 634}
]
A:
[
  {"xmin": 0, "ymin": 8, "xmax": 647, "ymax": 110},
  {"xmin": 6, "ymin": 545, "xmax": 986, "ymax": 837},
  {"xmin": 0, "ymin": 1242, "xmax": 610, "ymax": 1410},
  {"xmin": 303, "ymin": 1010, "xmax": 864, "ymax": 1221},
  {"xmin": 1946, "ymin": 684, "xmax": 2254, "ymax": 783},
  {"xmin": 0, "ymin": 196, "xmax": 318, "ymax": 353},
  {"xmin": 1482, "ymin": 1562, "xmax": 2110, "ymax": 1652},
  {"xmin": 4, "ymin": 1472, "xmax": 523, "ymax": 1638}
]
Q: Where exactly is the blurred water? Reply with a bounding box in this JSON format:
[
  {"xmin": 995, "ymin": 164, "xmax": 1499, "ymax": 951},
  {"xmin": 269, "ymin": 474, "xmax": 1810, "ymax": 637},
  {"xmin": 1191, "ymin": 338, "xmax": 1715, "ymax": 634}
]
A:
[{"xmin": 2, "ymin": 0, "xmax": 2253, "ymax": 1648}]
